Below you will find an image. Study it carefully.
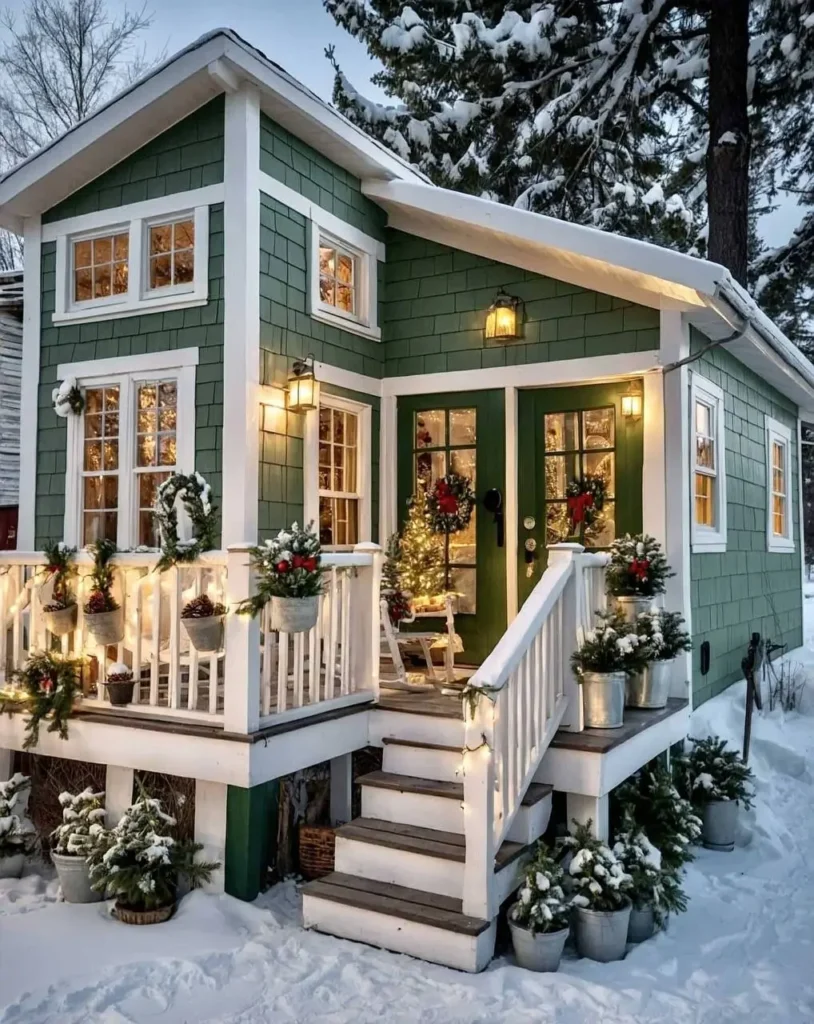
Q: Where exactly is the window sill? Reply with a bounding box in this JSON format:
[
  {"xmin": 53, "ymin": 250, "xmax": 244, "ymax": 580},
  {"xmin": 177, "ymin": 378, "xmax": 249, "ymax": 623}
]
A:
[
  {"xmin": 310, "ymin": 306, "xmax": 381, "ymax": 342},
  {"xmin": 767, "ymin": 538, "xmax": 795, "ymax": 554},
  {"xmin": 52, "ymin": 292, "xmax": 207, "ymax": 327},
  {"xmin": 691, "ymin": 528, "xmax": 727, "ymax": 554}
]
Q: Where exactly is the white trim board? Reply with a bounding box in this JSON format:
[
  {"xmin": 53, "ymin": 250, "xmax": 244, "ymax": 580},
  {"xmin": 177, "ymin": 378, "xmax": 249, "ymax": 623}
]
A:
[
  {"xmin": 314, "ymin": 361, "xmax": 383, "ymax": 398},
  {"xmin": 58, "ymin": 347, "xmax": 199, "ymax": 380},
  {"xmin": 689, "ymin": 371, "xmax": 727, "ymax": 554},
  {"xmin": 765, "ymin": 415, "xmax": 795, "ymax": 554},
  {"xmin": 17, "ymin": 216, "xmax": 41, "ymax": 548}
]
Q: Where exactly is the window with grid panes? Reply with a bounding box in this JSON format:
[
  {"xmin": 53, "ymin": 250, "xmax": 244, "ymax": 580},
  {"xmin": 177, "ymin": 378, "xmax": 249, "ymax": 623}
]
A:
[
  {"xmin": 318, "ymin": 404, "xmax": 360, "ymax": 547},
  {"xmin": 135, "ymin": 381, "xmax": 178, "ymax": 547},
  {"xmin": 318, "ymin": 239, "xmax": 357, "ymax": 317},
  {"xmin": 694, "ymin": 398, "xmax": 716, "ymax": 528},
  {"xmin": 147, "ymin": 218, "xmax": 195, "ymax": 291},
  {"xmin": 73, "ymin": 233, "xmax": 129, "ymax": 303},
  {"xmin": 81, "ymin": 386, "xmax": 121, "ymax": 543},
  {"xmin": 413, "ymin": 408, "xmax": 477, "ymax": 612},
  {"xmin": 771, "ymin": 440, "xmax": 787, "ymax": 537}
]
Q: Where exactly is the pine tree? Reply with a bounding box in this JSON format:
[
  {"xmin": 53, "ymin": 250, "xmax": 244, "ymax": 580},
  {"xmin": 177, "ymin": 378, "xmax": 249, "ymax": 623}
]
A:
[
  {"xmin": 397, "ymin": 489, "xmax": 446, "ymax": 605},
  {"xmin": 381, "ymin": 533, "xmax": 411, "ymax": 624}
]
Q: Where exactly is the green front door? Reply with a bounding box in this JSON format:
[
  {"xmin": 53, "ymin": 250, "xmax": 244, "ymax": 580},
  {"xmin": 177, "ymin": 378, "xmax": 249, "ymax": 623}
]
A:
[
  {"xmin": 397, "ymin": 390, "xmax": 506, "ymax": 664},
  {"xmin": 517, "ymin": 383, "xmax": 644, "ymax": 607}
]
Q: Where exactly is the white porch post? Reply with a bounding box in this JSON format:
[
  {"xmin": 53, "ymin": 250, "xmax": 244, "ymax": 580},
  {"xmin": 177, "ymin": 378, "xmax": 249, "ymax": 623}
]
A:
[
  {"xmin": 547, "ymin": 543, "xmax": 583, "ymax": 732},
  {"xmin": 379, "ymin": 394, "xmax": 398, "ymax": 542},
  {"xmin": 566, "ymin": 792, "xmax": 610, "ymax": 841},
  {"xmin": 461, "ymin": 695, "xmax": 495, "ymax": 919},
  {"xmin": 194, "ymin": 779, "xmax": 228, "ymax": 893},
  {"xmin": 105, "ymin": 765, "xmax": 134, "ymax": 826},
  {"xmin": 17, "ymin": 216, "xmax": 41, "ymax": 549},
  {"xmin": 351, "ymin": 542, "xmax": 383, "ymax": 701},
  {"xmin": 329, "ymin": 753, "xmax": 353, "ymax": 826}
]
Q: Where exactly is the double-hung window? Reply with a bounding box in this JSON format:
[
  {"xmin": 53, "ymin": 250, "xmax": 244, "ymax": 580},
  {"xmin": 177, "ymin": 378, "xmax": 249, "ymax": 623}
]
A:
[
  {"xmin": 307, "ymin": 218, "xmax": 380, "ymax": 341},
  {"xmin": 765, "ymin": 416, "xmax": 795, "ymax": 552},
  {"xmin": 690, "ymin": 376, "xmax": 727, "ymax": 552}
]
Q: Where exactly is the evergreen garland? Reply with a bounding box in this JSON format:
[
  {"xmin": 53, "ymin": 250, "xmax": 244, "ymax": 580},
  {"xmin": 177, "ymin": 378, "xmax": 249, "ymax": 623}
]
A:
[
  {"xmin": 10, "ymin": 651, "xmax": 82, "ymax": 750},
  {"xmin": 153, "ymin": 472, "xmax": 218, "ymax": 572}
]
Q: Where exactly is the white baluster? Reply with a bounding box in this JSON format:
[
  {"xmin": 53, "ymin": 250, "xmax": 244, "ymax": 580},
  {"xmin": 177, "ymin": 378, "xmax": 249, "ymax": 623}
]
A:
[
  {"xmin": 276, "ymin": 632, "xmax": 289, "ymax": 713},
  {"xmin": 325, "ymin": 567, "xmax": 338, "ymax": 700},
  {"xmin": 340, "ymin": 569, "xmax": 351, "ymax": 695},
  {"xmin": 293, "ymin": 631, "xmax": 304, "ymax": 707}
]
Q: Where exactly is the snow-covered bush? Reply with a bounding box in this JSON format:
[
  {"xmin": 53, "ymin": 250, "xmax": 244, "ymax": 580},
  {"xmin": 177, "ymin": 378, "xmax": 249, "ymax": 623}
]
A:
[
  {"xmin": 680, "ymin": 736, "xmax": 755, "ymax": 809},
  {"xmin": 559, "ymin": 821, "xmax": 632, "ymax": 912},
  {"xmin": 51, "ymin": 377, "xmax": 83, "ymax": 417},
  {"xmin": 50, "ymin": 788, "xmax": 106, "ymax": 857},
  {"xmin": 571, "ymin": 613, "xmax": 645, "ymax": 675},
  {"xmin": 87, "ymin": 794, "xmax": 218, "ymax": 911},
  {"xmin": 509, "ymin": 843, "xmax": 571, "ymax": 934},
  {"xmin": 605, "ymin": 534, "xmax": 673, "ymax": 597},
  {"xmin": 613, "ymin": 823, "xmax": 688, "ymax": 924},
  {"xmin": 635, "ymin": 610, "xmax": 692, "ymax": 662},
  {"xmin": 0, "ymin": 773, "xmax": 35, "ymax": 859}
]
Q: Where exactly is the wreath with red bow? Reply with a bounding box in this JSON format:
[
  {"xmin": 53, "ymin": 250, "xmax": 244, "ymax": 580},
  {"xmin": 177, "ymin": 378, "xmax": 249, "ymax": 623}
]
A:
[
  {"xmin": 565, "ymin": 474, "xmax": 607, "ymax": 532},
  {"xmin": 426, "ymin": 473, "xmax": 476, "ymax": 534}
]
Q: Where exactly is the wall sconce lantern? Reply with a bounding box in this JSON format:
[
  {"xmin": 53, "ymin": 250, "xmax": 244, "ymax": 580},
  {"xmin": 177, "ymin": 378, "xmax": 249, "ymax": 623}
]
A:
[
  {"xmin": 286, "ymin": 355, "xmax": 320, "ymax": 413},
  {"xmin": 485, "ymin": 291, "xmax": 522, "ymax": 341},
  {"xmin": 621, "ymin": 381, "xmax": 643, "ymax": 419}
]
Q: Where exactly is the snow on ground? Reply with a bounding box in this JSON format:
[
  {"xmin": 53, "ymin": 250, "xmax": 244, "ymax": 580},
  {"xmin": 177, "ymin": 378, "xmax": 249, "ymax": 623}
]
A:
[{"xmin": 3, "ymin": 611, "xmax": 814, "ymax": 1022}]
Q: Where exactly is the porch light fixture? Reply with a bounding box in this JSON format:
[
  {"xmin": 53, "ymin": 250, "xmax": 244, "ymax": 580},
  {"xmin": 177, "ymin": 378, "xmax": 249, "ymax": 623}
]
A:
[
  {"xmin": 286, "ymin": 355, "xmax": 320, "ymax": 413},
  {"xmin": 621, "ymin": 381, "xmax": 643, "ymax": 419},
  {"xmin": 484, "ymin": 291, "xmax": 522, "ymax": 341}
]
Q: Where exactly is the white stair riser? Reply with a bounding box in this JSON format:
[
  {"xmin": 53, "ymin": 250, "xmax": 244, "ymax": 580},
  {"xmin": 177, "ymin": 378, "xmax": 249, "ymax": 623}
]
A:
[
  {"xmin": 361, "ymin": 786, "xmax": 464, "ymax": 833},
  {"xmin": 303, "ymin": 894, "xmax": 496, "ymax": 972},
  {"xmin": 504, "ymin": 793, "xmax": 552, "ymax": 846},
  {"xmin": 382, "ymin": 744, "xmax": 463, "ymax": 783},
  {"xmin": 369, "ymin": 709, "xmax": 463, "ymax": 750},
  {"xmin": 335, "ymin": 836, "xmax": 462, "ymax": 899}
]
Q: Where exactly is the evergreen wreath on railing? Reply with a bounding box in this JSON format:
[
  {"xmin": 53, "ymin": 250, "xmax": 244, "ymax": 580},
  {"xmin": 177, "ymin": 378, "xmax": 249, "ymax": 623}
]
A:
[
  {"xmin": 426, "ymin": 473, "xmax": 476, "ymax": 534},
  {"xmin": 152, "ymin": 472, "xmax": 218, "ymax": 572}
]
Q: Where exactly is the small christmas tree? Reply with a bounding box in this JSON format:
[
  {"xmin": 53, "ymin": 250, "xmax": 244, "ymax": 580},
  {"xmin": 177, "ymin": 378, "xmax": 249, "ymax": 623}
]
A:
[
  {"xmin": 381, "ymin": 534, "xmax": 411, "ymax": 625},
  {"xmin": 398, "ymin": 489, "xmax": 446, "ymax": 608},
  {"xmin": 51, "ymin": 788, "xmax": 107, "ymax": 857}
]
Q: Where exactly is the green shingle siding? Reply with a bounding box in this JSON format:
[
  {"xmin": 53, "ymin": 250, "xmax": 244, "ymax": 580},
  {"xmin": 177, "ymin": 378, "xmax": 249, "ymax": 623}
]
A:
[
  {"xmin": 35, "ymin": 204, "xmax": 224, "ymax": 546},
  {"xmin": 689, "ymin": 334, "xmax": 802, "ymax": 707},
  {"xmin": 380, "ymin": 231, "xmax": 660, "ymax": 375},
  {"xmin": 42, "ymin": 97, "xmax": 224, "ymax": 224}
]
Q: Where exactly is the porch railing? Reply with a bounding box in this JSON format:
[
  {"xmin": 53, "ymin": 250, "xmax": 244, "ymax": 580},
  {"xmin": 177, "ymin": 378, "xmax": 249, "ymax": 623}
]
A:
[
  {"xmin": 0, "ymin": 543, "xmax": 383, "ymax": 734},
  {"xmin": 461, "ymin": 543, "xmax": 608, "ymax": 919}
]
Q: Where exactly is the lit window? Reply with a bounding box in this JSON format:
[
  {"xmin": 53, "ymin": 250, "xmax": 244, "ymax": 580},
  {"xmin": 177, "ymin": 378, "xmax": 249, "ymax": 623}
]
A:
[
  {"xmin": 135, "ymin": 381, "xmax": 178, "ymax": 546},
  {"xmin": 765, "ymin": 416, "xmax": 794, "ymax": 552},
  {"xmin": 74, "ymin": 233, "xmax": 129, "ymax": 303},
  {"xmin": 694, "ymin": 399, "xmax": 715, "ymax": 527},
  {"xmin": 148, "ymin": 218, "xmax": 195, "ymax": 291},
  {"xmin": 318, "ymin": 404, "xmax": 359, "ymax": 548},
  {"xmin": 318, "ymin": 239, "xmax": 357, "ymax": 317},
  {"xmin": 81, "ymin": 386, "xmax": 120, "ymax": 544},
  {"xmin": 690, "ymin": 376, "xmax": 727, "ymax": 552}
]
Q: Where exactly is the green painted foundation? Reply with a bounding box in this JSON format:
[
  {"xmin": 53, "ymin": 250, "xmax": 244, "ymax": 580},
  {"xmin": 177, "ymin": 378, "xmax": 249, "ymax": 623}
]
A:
[{"xmin": 225, "ymin": 781, "xmax": 279, "ymax": 902}]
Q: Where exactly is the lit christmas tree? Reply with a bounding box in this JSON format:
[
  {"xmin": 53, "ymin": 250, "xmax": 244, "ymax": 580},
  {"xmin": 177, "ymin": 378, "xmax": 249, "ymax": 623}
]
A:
[
  {"xmin": 398, "ymin": 489, "xmax": 445, "ymax": 608},
  {"xmin": 381, "ymin": 533, "xmax": 411, "ymax": 625}
]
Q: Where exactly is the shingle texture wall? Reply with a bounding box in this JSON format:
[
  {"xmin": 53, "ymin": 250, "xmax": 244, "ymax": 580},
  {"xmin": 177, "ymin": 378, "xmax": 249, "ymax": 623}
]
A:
[
  {"xmin": 42, "ymin": 96, "xmax": 224, "ymax": 224},
  {"xmin": 380, "ymin": 231, "xmax": 660, "ymax": 376},
  {"xmin": 36, "ymin": 204, "xmax": 224, "ymax": 545},
  {"xmin": 690, "ymin": 335, "xmax": 802, "ymax": 707}
]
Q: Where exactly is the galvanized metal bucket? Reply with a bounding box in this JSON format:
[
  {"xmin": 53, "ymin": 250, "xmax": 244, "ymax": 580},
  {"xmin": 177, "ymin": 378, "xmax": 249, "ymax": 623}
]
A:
[
  {"xmin": 627, "ymin": 904, "xmax": 656, "ymax": 943},
  {"xmin": 702, "ymin": 798, "xmax": 738, "ymax": 851},
  {"xmin": 43, "ymin": 604, "xmax": 77, "ymax": 637},
  {"xmin": 626, "ymin": 658, "xmax": 673, "ymax": 709},
  {"xmin": 508, "ymin": 909, "xmax": 569, "ymax": 972},
  {"xmin": 271, "ymin": 595, "xmax": 320, "ymax": 634},
  {"xmin": 582, "ymin": 671, "xmax": 626, "ymax": 728},
  {"xmin": 85, "ymin": 607, "xmax": 124, "ymax": 646},
  {"xmin": 52, "ymin": 851, "xmax": 102, "ymax": 903},
  {"xmin": 573, "ymin": 903, "xmax": 631, "ymax": 961},
  {"xmin": 182, "ymin": 615, "xmax": 224, "ymax": 653},
  {"xmin": 0, "ymin": 852, "xmax": 25, "ymax": 879},
  {"xmin": 614, "ymin": 595, "xmax": 652, "ymax": 624}
]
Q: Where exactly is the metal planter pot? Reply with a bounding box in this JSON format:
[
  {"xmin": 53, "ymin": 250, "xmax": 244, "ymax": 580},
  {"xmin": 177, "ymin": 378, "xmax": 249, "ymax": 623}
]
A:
[
  {"xmin": 581, "ymin": 671, "xmax": 626, "ymax": 728},
  {"xmin": 508, "ymin": 909, "xmax": 569, "ymax": 972},
  {"xmin": 52, "ymin": 851, "xmax": 102, "ymax": 903},
  {"xmin": 626, "ymin": 658, "xmax": 674, "ymax": 709},
  {"xmin": 627, "ymin": 904, "xmax": 656, "ymax": 943},
  {"xmin": 104, "ymin": 678, "xmax": 136, "ymax": 707},
  {"xmin": 573, "ymin": 902, "xmax": 631, "ymax": 962},
  {"xmin": 43, "ymin": 604, "xmax": 77, "ymax": 637},
  {"xmin": 85, "ymin": 608, "xmax": 124, "ymax": 646},
  {"xmin": 182, "ymin": 615, "xmax": 224, "ymax": 653},
  {"xmin": 702, "ymin": 798, "xmax": 738, "ymax": 852},
  {"xmin": 271, "ymin": 595, "xmax": 320, "ymax": 634},
  {"xmin": 614, "ymin": 595, "xmax": 653, "ymax": 624},
  {"xmin": 0, "ymin": 852, "xmax": 25, "ymax": 879}
]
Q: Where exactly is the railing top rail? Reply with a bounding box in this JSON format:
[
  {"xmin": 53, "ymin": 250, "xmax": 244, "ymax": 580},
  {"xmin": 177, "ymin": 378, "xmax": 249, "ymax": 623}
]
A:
[
  {"xmin": 576, "ymin": 551, "xmax": 611, "ymax": 568},
  {"xmin": 0, "ymin": 550, "xmax": 229, "ymax": 568}
]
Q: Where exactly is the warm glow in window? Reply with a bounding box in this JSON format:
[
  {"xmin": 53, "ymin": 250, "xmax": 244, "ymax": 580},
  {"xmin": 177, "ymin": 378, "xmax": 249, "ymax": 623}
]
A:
[
  {"xmin": 82, "ymin": 386, "xmax": 120, "ymax": 543},
  {"xmin": 694, "ymin": 398, "xmax": 716, "ymax": 529},
  {"xmin": 772, "ymin": 440, "xmax": 787, "ymax": 537},
  {"xmin": 135, "ymin": 381, "xmax": 178, "ymax": 546},
  {"xmin": 318, "ymin": 405, "xmax": 359, "ymax": 547},
  {"xmin": 148, "ymin": 219, "xmax": 195, "ymax": 290},
  {"xmin": 318, "ymin": 240, "xmax": 356, "ymax": 316},
  {"xmin": 74, "ymin": 234, "xmax": 129, "ymax": 302}
]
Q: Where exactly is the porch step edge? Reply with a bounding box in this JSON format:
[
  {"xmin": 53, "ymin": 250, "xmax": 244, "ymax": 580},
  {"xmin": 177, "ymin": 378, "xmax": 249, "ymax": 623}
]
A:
[
  {"xmin": 381, "ymin": 737, "xmax": 461, "ymax": 753},
  {"xmin": 357, "ymin": 770, "xmax": 553, "ymax": 807}
]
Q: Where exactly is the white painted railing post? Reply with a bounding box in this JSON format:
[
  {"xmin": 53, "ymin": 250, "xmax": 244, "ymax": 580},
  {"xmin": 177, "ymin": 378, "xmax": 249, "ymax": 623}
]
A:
[
  {"xmin": 462, "ymin": 692, "xmax": 495, "ymax": 919},
  {"xmin": 351, "ymin": 542, "xmax": 383, "ymax": 700},
  {"xmin": 547, "ymin": 544, "xmax": 584, "ymax": 733},
  {"xmin": 224, "ymin": 544, "xmax": 260, "ymax": 733}
]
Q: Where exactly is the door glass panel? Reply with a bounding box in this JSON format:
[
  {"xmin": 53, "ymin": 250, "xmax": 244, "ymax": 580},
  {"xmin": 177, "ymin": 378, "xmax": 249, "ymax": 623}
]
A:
[
  {"xmin": 584, "ymin": 451, "xmax": 615, "ymax": 497},
  {"xmin": 546, "ymin": 503, "xmax": 570, "ymax": 546},
  {"xmin": 449, "ymin": 512, "xmax": 476, "ymax": 563},
  {"xmin": 449, "ymin": 408, "xmax": 476, "ymax": 446},
  {"xmin": 450, "ymin": 447, "xmax": 476, "ymax": 484},
  {"xmin": 415, "ymin": 410, "xmax": 445, "ymax": 448},
  {"xmin": 415, "ymin": 450, "xmax": 446, "ymax": 489},
  {"xmin": 545, "ymin": 454, "xmax": 578, "ymax": 499},
  {"xmin": 583, "ymin": 407, "xmax": 615, "ymax": 449},
  {"xmin": 544, "ymin": 413, "xmax": 578, "ymax": 452},
  {"xmin": 450, "ymin": 567, "xmax": 476, "ymax": 614},
  {"xmin": 584, "ymin": 501, "xmax": 615, "ymax": 547}
]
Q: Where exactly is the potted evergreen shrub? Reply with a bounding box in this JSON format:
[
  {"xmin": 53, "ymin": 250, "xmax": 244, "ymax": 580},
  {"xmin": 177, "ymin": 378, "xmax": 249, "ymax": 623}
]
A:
[
  {"xmin": 507, "ymin": 842, "xmax": 572, "ymax": 971},
  {"xmin": 612, "ymin": 822, "xmax": 688, "ymax": 942},
  {"xmin": 103, "ymin": 663, "xmax": 136, "ymax": 706},
  {"xmin": 181, "ymin": 595, "xmax": 227, "ymax": 652},
  {"xmin": 87, "ymin": 793, "xmax": 219, "ymax": 924},
  {"xmin": 11, "ymin": 651, "xmax": 82, "ymax": 749},
  {"xmin": 560, "ymin": 821, "xmax": 633, "ymax": 962},
  {"xmin": 605, "ymin": 534, "xmax": 673, "ymax": 622},
  {"xmin": 628, "ymin": 610, "xmax": 692, "ymax": 709},
  {"xmin": 50, "ymin": 788, "xmax": 106, "ymax": 903},
  {"xmin": 83, "ymin": 539, "xmax": 124, "ymax": 645},
  {"xmin": 571, "ymin": 613, "xmax": 645, "ymax": 728},
  {"xmin": 0, "ymin": 774, "xmax": 35, "ymax": 879},
  {"xmin": 238, "ymin": 522, "xmax": 325, "ymax": 633},
  {"xmin": 40, "ymin": 541, "xmax": 78, "ymax": 636},
  {"xmin": 680, "ymin": 736, "xmax": 754, "ymax": 852}
]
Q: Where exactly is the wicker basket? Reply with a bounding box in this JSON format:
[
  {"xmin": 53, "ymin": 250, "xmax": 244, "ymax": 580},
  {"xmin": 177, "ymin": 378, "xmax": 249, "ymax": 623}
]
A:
[
  {"xmin": 114, "ymin": 901, "xmax": 175, "ymax": 925},
  {"xmin": 298, "ymin": 824, "xmax": 336, "ymax": 880}
]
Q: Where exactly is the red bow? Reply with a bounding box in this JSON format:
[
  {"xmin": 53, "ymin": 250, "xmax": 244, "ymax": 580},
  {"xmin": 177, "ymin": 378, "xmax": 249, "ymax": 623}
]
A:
[
  {"xmin": 630, "ymin": 558, "xmax": 650, "ymax": 581},
  {"xmin": 292, "ymin": 555, "xmax": 318, "ymax": 572},
  {"xmin": 435, "ymin": 480, "xmax": 459, "ymax": 515},
  {"xmin": 567, "ymin": 492, "xmax": 594, "ymax": 524}
]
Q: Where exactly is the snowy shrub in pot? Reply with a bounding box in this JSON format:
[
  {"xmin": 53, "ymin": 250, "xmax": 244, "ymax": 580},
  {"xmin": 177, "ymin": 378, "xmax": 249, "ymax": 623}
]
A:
[
  {"xmin": 571, "ymin": 613, "xmax": 645, "ymax": 728},
  {"xmin": 628, "ymin": 610, "xmax": 692, "ymax": 709},
  {"xmin": 87, "ymin": 793, "xmax": 218, "ymax": 924},
  {"xmin": 238, "ymin": 522, "xmax": 325, "ymax": 633},
  {"xmin": 612, "ymin": 822, "xmax": 688, "ymax": 943},
  {"xmin": 0, "ymin": 774, "xmax": 35, "ymax": 879},
  {"xmin": 40, "ymin": 541, "xmax": 78, "ymax": 636},
  {"xmin": 559, "ymin": 821, "xmax": 633, "ymax": 962},
  {"xmin": 679, "ymin": 736, "xmax": 754, "ymax": 852},
  {"xmin": 83, "ymin": 539, "xmax": 124, "ymax": 645},
  {"xmin": 181, "ymin": 594, "xmax": 227, "ymax": 653},
  {"xmin": 103, "ymin": 663, "xmax": 135, "ymax": 706},
  {"xmin": 605, "ymin": 534, "xmax": 673, "ymax": 622},
  {"xmin": 507, "ymin": 843, "xmax": 572, "ymax": 972},
  {"xmin": 50, "ymin": 788, "xmax": 106, "ymax": 903}
]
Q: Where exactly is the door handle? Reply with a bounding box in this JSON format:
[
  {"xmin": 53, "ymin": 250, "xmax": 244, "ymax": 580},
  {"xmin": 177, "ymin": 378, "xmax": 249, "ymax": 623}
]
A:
[{"xmin": 482, "ymin": 488, "xmax": 504, "ymax": 547}]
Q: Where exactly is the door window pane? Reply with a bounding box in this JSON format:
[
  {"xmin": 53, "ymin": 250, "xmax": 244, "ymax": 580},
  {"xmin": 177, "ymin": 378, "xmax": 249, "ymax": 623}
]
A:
[
  {"xmin": 416, "ymin": 450, "xmax": 446, "ymax": 489},
  {"xmin": 583, "ymin": 407, "xmax": 615, "ymax": 449},
  {"xmin": 544, "ymin": 413, "xmax": 579, "ymax": 452},
  {"xmin": 584, "ymin": 451, "xmax": 615, "ymax": 497},
  {"xmin": 449, "ymin": 567, "xmax": 476, "ymax": 615},
  {"xmin": 449, "ymin": 408, "xmax": 476, "ymax": 446},
  {"xmin": 415, "ymin": 410, "xmax": 445, "ymax": 448},
  {"xmin": 545, "ymin": 454, "xmax": 579, "ymax": 499}
]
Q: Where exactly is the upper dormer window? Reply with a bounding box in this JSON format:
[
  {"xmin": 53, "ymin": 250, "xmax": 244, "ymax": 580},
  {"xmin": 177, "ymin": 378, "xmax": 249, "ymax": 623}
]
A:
[
  {"xmin": 148, "ymin": 218, "xmax": 195, "ymax": 291},
  {"xmin": 319, "ymin": 239, "xmax": 357, "ymax": 317},
  {"xmin": 73, "ymin": 232, "xmax": 129, "ymax": 303}
]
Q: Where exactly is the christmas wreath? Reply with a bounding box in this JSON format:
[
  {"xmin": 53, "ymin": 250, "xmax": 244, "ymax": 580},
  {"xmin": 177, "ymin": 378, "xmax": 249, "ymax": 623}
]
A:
[
  {"xmin": 153, "ymin": 472, "xmax": 218, "ymax": 571},
  {"xmin": 52, "ymin": 377, "xmax": 84, "ymax": 418},
  {"xmin": 426, "ymin": 473, "xmax": 476, "ymax": 535},
  {"xmin": 565, "ymin": 474, "xmax": 606, "ymax": 533}
]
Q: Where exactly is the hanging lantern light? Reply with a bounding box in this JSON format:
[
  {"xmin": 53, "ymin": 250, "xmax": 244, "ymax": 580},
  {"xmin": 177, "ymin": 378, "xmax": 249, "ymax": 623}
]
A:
[
  {"xmin": 621, "ymin": 380, "xmax": 643, "ymax": 419},
  {"xmin": 286, "ymin": 355, "xmax": 319, "ymax": 412},
  {"xmin": 484, "ymin": 291, "xmax": 522, "ymax": 341}
]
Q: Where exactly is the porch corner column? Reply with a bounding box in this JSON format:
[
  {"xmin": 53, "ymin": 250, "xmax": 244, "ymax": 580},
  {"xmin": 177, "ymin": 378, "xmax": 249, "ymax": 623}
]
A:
[
  {"xmin": 194, "ymin": 779, "xmax": 228, "ymax": 893},
  {"xmin": 105, "ymin": 765, "xmax": 135, "ymax": 826},
  {"xmin": 225, "ymin": 781, "xmax": 278, "ymax": 902},
  {"xmin": 566, "ymin": 792, "xmax": 609, "ymax": 841}
]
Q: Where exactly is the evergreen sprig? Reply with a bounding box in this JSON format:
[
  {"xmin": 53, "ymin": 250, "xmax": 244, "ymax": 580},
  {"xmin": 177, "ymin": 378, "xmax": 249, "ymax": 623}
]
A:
[
  {"xmin": 558, "ymin": 820, "xmax": 633, "ymax": 913},
  {"xmin": 605, "ymin": 534, "xmax": 674, "ymax": 598},
  {"xmin": 635, "ymin": 610, "xmax": 692, "ymax": 662},
  {"xmin": 41, "ymin": 541, "xmax": 77, "ymax": 611},
  {"xmin": 84, "ymin": 538, "xmax": 119, "ymax": 613},
  {"xmin": 571, "ymin": 611, "xmax": 646, "ymax": 675},
  {"xmin": 237, "ymin": 522, "xmax": 325, "ymax": 617},
  {"xmin": 613, "ymin": 820, "xmax": 688, "ymax": 925},
  {"xmin": 51, "ymin": 788, "xmax": 107, "ymax": 857},
  {"xmin": 11, "ymin": 651, "xmax": 82, "ymax": 749},
  {"xmin": 510, "ymin": 842, "xmax": 571, "ymax": 934},
  {"xmin": 679, "ymin": 736, "xmax": 755, "ymax": 808}
]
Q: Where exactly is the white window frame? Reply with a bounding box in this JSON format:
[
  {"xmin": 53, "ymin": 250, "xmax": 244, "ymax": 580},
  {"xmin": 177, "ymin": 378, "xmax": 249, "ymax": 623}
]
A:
[
  {"xmin": 303, "ymin": 392, "xmax": 372, "ymax": 550},
  {"xmin": 142, "ymin": 212, "xmax": 199, "ymax": 300},
  {"xmin": 765, "ymin": 415, "xmax": 795, "ymax": 553},
  {"xmin": 690, "ymin": 374, "xmax": 727, "ymax": 553},
  {"xmin": 59, "ymin": 350, "xmax": 197, "ymax": 549},
  {"xmin": 308, "ymin": 217, "xmax": 380, "ymax": 341}
]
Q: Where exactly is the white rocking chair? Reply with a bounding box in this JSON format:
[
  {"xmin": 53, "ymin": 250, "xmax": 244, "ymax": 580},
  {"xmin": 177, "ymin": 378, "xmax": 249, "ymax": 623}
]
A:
[{"xmin": 379, "ymin": 595, "xmax": 459, "ymax": 690}]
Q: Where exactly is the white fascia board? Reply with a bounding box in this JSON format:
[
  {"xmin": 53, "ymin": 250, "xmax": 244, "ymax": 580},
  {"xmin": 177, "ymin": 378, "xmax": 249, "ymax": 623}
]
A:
[
  {"xmin": 57, "ymin": 347, "xmax": 199, "ymax": 380},
  {"xmin": 315, "ymin": 362, "xmax": 383, "ymax": 398}
]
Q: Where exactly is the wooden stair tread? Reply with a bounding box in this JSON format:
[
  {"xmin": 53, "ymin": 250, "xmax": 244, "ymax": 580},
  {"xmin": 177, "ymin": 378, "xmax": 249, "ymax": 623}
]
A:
[
  {"xmin": 303, "ymin": 871, "xmax": 490, "ymax": 936},
  {"xmin": 381, "ymin": 736, "xmax": 461, "ymax": 753},
  {"xmin": 336, "ymin": 817, "xmax": 526, "ymax": 870},
  {"xmin": 358, "ymin": 770, "xmax": 553, "ymax": 807}
]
